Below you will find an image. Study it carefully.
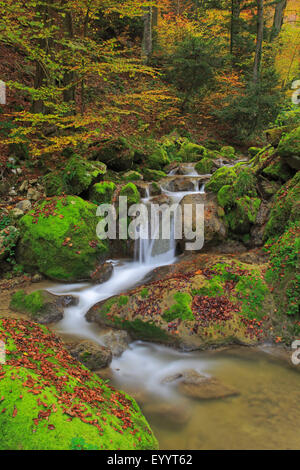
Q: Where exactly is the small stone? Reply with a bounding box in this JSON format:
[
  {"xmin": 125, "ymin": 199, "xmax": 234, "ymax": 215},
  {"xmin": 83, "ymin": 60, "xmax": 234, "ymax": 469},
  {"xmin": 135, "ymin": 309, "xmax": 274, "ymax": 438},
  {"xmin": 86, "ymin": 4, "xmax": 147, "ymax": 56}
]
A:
[
  {"xmin": 100, "ymin": 329, "xmax": 131, "ymax": 356},
  {"xmin": 19, "ymin": 181, "xmax": 29, "ymax": 193},
  {"xmin": 16, "ymin": 199, "xmax": 32, "ymax": 212},
  {"xmin": 27, "ymin": 188, "xmax": 41, "ymax": 201},
  {"xmin": 31, "ymin": 273, "xmax": 44, "ymax": 283},
  {"xmin": 10, "ymin": 208, "xmax": 24, "ymax": 219},
  {"xmin": 91, "ymin": 262, "xmax": 114, "ymax": 284},
  {"xmin": 67, "ymin": 340, "xmax": 112, "ymax": 370},
  {"xmin": 8, "ymin": 188, "xmax": 17, "ymax": 197}
]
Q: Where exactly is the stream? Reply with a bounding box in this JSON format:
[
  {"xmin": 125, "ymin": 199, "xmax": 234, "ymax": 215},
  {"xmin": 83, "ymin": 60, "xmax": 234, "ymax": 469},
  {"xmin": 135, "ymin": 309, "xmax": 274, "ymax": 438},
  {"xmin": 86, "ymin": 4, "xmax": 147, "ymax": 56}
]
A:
[{"xmin": 48, "ymin": 163, "xmax": 300, "ymax": 450}]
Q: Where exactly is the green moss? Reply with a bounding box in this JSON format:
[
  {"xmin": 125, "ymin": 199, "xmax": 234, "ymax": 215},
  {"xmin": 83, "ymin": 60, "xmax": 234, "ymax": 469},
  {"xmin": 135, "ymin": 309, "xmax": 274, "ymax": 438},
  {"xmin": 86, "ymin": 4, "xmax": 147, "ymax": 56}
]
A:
[
  {"xmin": 217, "ymin": 185, "xmax": 234, "ymax": 208},
  {"xmin": 17, "ymin": 196, "xmax": 108, "ymax": 281},
  {"xmin": 140, "ymin": 288, "xmax": 149, "ymax": 299},
  {"xmin": 121, "ymin": 171, "xmax": 143, "ymax": 182},
  {"xmin": 177, "ymin": 142, "xmax": 206, "ymax": 162},
  {"xmin": 119, "ymin": 183, "xmax": 140, "ymax": 206},
  {"xmin": 10, "ymin": 290, "xmax": 44, "ymax": 316},
  {"xmin": 235, "ymin": 273, "xmax": 269, "ymax": 320},
  {"xmin": 142, "ymin": 168, "xmax": 167, "ymax": 182},
  {"xmin": 0, "ymin": 318, "xmax": 158, "ymax": 450},
  {"xmin": 118, "ymin": 295, "xmax": 129, "ymax": 306},
  {"xmin": 265, "ymin": 222, "xmax": 300, "ymax": 316},
  {"xmin": 192, "ymin": 277, "xmax": 224, "ymax": 297},
  {"xmin": 277, "ymin": 126, "xmax": 300, "ymax": 159},
  {"xmin": 262, "ymin": 159, "xmax": 293, "ymax": 181},
  {"xmin": 163, "ymin": 292, "xmax": 194, "ymax": 322},
  {"xmin": 248, "ymin": 147, "xmax": 261, "ymax": 157},
  {"xmin": 195, "ymin": 157, "xmax": 214, "ymax": 174},
  {"xmin": 44, "ymin": 155, "xmax": 106, "ymax": 197},
  {"xmin": 146, "ymin": 148, "xmax": 170, "ymax": 170},
  {"xmin": 206, "ymin": 167, "xmax": 237, "ymax": 193},
  {"xmin": 264, "ymin": 172, "xmax": 300, "ymax": 240},
  {"xmin": 226, "ymin": 196, "xmax": 261, "ymax": 234},
  {"xmin": 234, "ymin": 168, "xmax": 257, "ymax": 197},
  {"xmin": 89, "ymin": 181, "xmax": 116, "ymax": 204},
  {"xmin": 220, "ymin": 146, "xmax": 235, "ymax": 159}
]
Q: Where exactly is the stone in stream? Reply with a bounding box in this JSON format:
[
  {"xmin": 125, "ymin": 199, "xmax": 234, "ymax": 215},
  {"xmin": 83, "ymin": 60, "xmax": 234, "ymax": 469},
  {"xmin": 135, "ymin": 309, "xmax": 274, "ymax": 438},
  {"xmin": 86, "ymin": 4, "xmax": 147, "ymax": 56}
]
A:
[
  {"xmin": 67, "ymin": 340, "xmax": 112, "ymax": 371},
  {"xmin": 100, "ymin": 329, "xmax": 131, "ymax": 356},
  {"xmin": 9, "ymin": 289, "xmax": 78, "ymax": 324},
  {"xmin": 162, "ymin": 369, "xmax": 239, "ymax": 401},
  {"xmin": 91, "ymin": 261, "xmax": 114, "ymax": 284},
  {"xmin": 142, "ymin": 402, "xmax": 191, "ymax": 428}
]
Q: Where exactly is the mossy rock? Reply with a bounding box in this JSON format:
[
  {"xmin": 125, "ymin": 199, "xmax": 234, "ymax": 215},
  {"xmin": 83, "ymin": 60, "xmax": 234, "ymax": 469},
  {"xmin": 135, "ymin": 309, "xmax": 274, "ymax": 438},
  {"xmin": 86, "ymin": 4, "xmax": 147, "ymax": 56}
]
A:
[
  {"xmin": 17, "ymin": 196, "xmax": 108, "ymax": 281},
  {"xmin": 177, "ymin": 142, "xmax": 206, "ymax": 162},
  {"xmin": 277, "ymin": 126, "xmax": 300, "ymax": 170},
  {"xmin": 217, "ymin": 185, "xmax": 234, "ymax": 208},
  {"xmin": 195, "ymin": 158, "xmax": 214, "ymax": 174},
  {"xmin": 163, "ymin": 292, "xmax": 194, "ymax": 322},
  {"xmin": 89, "ymin": 181, "xmax": 116, "ymax": 204},
  {"xmin": 0, "ymin": 318, "xmax": 158, "ymax": 450},
  {"xmin": 10, "ymin": 290, "xmax": 65, "ymax": 324},
  {"xmin": 226, "ymin": 196, "xmax": 261, "ymax": 234},
  {"xmin": 44, "ymin": 155, "xmax": 106, "ymax": 197},
  {"xmin": 92, "ymin": 137, "xmax": 135, "ymax": 171},
  {"xmin": 146, "ymin": 148, "xmax": 170, "ymax": 170},
  {"xmin": 220, "ymin": 146, "xmax": 235, "ymax": 159},
  {"xmin": 121, "ymin": 171, "xmax": 143, "ymax": 182},
  {"xmin": 206, "ymin": 167, "xmax": 237, "ymax": 193},
  {"xmin": 262, "ymin": 158, "xmax": 293, "ymax": 182},
  {"xmin": 142, "ymin": 168, "xmax": 167, "ymax": 182},
  {"xmin": 264, "ymin": 172, "xmax": 300, "ymax": 240},
  {"xmin": 120, "ymin": 183, "xmax": 140, "ymax": 206}
]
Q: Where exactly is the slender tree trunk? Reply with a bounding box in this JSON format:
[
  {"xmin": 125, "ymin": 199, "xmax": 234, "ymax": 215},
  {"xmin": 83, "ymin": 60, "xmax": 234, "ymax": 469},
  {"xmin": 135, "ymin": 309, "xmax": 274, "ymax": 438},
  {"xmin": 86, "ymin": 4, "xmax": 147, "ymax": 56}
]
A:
[
  {"xmin": 253, "ymin": 0, "xmax": 264, "ymax": 84},
  {"xmin": 62, "ymin": 7, "xmax": 76, "ymax": 112},
  {"xmin": 230, "ymin": 0, "xmax": 241, "ymax": 56},
  {"xmin": 270, "ymin": 0, "xmax": 286, "ymax": 41},
  {"xmin": 142, "ymin": 5, "xmax": 153, "ymax": 64}
]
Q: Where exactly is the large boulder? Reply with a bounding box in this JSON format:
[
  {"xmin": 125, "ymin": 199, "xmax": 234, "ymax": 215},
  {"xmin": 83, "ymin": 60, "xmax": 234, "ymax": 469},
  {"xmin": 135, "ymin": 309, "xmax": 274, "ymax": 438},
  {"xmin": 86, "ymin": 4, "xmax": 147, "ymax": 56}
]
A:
[
  {"xmin": 179, "ymin": 192, "xmax": 227, "ymax": 249},
  {"xmin": 44, "ymin": 155, "xmax": 106, "ymax": 197},
  {"xmin": 277, "ymin": 126, "xmax": 300, "ymax": 170},
  {"xmin": 16, "ymin": 196, "xmax": 108, "ymax": 281},
  {"xmin": 92, "ymin": 137, "xmax": 135, "ymax": 171},
  {"xmin": 206, "ymin": 167, "xmax": 237, "ymax": 193},
  {"xmin": 0, "ymin": 318, "xmax": 158, "ymax": 450}
]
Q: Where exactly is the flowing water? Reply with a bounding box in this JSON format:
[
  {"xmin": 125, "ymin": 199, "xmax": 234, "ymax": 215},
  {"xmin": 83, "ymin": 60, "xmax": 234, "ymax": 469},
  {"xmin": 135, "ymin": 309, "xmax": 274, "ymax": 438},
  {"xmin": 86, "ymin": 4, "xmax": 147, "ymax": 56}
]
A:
[{"xmin": 49, "ymin": 163, "xmax": 300, "ymax": 450}]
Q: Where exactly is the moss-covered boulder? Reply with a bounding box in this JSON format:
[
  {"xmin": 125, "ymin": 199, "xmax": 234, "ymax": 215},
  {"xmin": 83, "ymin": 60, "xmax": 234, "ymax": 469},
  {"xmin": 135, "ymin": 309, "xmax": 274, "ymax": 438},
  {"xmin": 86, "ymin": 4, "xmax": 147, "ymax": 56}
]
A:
[
  {"xmin": 206, "ymin": 167, "xmax": 237, "ymax": 193},
  {"xmin": 277, "ymin": 126, "xmax": 300, "ymax": 170},
  {"xmin": 44, "ymin": 155, "xmax": 106, "ymax": 197},
  {"xmin": 9, "ymin": 289, "xmax": 74, "ymax": 324},
  {"xmin": 195, "ymin": 158, "xmax": 214, "ymax": 174},
  {"xmin": 17, "ymin": 196, "xmax": 108, "ymax": 281},
  {"xmin": 264, "ymin": 172, "xmax": 300, "ymax": 240},
  {"xmin": 119, "ymin": 183, "xmax": 140, "ymax": 206},
  {"xmin": 177, "ymin": 142, "xmax": 206, "ymax": 162},
  {"xmin": 86, "ymin": 255, "xmax": 274, "ymax": 349},
  {"xmin": 262, "ymin": 158, "xmax": 293, "ymax": 182},
  {"xmin": 146, "ymin": 148, "xmax": 170, "ymax": 170},
  {"xmin": 92, "ymin": 137, "xmax": 135, "ymax": 171},
  {"xmin": 121, "ymin": 171, "xmax": 143, "ymax": 182},
  {"xmin": 226, "ymin": 196, "xmax": 261, "ymax": 234},
  {"xmin": 220, "ymin": 146, "xmax": 235, "ymax": 159},
  {"xmin": 142, "ymin": 168, "xmax": 167, "ymax": 182},
  {"xmin": 89, "ymin": 181, "xmax": 116, "ymax": 204},
  {"xmin": 0, "ymin": 318, "xmax": 158, "ymax": 450}
]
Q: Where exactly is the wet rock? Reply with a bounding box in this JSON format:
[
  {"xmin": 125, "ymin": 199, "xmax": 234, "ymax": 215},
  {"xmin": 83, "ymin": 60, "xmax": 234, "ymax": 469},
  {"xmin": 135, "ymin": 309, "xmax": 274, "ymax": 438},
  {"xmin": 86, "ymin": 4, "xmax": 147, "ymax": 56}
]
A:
[
  {"xmin": 100, "ymin": 329, "xmax": 131, "ymax": 356},
  {"xmin": 67, "ymin": 340, "xmax": 112, "ymax": 370},
  {"xmin": 91, "ymin": 262, "xmax": 114, "ymax": 284},
  {"xmin": 142, "ymin": 402, "xmax": 191, "ymax": 428},
  {"xmin": 180, "ymin": 192, "xmax": 227, "ymax": 250},
  {"xmin": 163, "ymin": 369, "xmax": 239, "ymax": 400},
  {"xmin": 16, "ymin": 199, "xmax": 32, "ymax": 212},
  {"xmin": 9, "ymin": 289, "xmax": 71, "ymax": 324},
  {"xmin": 31, "ymin": 273, "xmax": 44, "ymax": 283}
]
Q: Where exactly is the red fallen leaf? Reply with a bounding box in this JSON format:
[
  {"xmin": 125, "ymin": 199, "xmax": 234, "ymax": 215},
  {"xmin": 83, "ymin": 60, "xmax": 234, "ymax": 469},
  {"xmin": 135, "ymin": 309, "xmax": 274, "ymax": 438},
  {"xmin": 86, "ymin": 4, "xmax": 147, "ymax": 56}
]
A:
[
  {"xmin": 48, "ymin": 424, "xmax": 55, "ymax": 430},
  {"xmin": 12, "ymin": 406, "xmax": 18, "ymax": 418},
  {"xmin": 0, "ymin": 397, "xmax": 4, "ymax": 402}
]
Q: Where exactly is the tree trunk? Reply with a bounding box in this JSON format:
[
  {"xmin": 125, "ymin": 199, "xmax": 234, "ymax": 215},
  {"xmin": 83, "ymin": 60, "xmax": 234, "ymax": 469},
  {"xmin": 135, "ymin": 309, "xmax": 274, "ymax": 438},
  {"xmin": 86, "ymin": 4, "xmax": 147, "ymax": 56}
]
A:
[
  {"xmin": 142, "ymin": 5, "xmax": 152, "ymax": 64},
  {"xmin": 253, "ymin": 0, "xmax": 264, "ymax": 84},
  {"xmin": 230, "ymin": 0, "xmax": 241, "ymax": 56},
  {"xmin": 270, "ymin": 0, "xmax": 286, "ymax": 41},
  {"xmin": 62, "ymin": 10, "xmax": 76, "ymax": 111}
]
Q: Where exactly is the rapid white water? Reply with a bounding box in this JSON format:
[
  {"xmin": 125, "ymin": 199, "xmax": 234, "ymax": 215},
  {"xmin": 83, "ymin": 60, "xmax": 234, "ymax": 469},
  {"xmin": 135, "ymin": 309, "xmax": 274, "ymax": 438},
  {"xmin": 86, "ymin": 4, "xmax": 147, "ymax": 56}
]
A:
[{"xmin": 49, "ymin": 163, "xmax": 209, "ymax": 394}]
